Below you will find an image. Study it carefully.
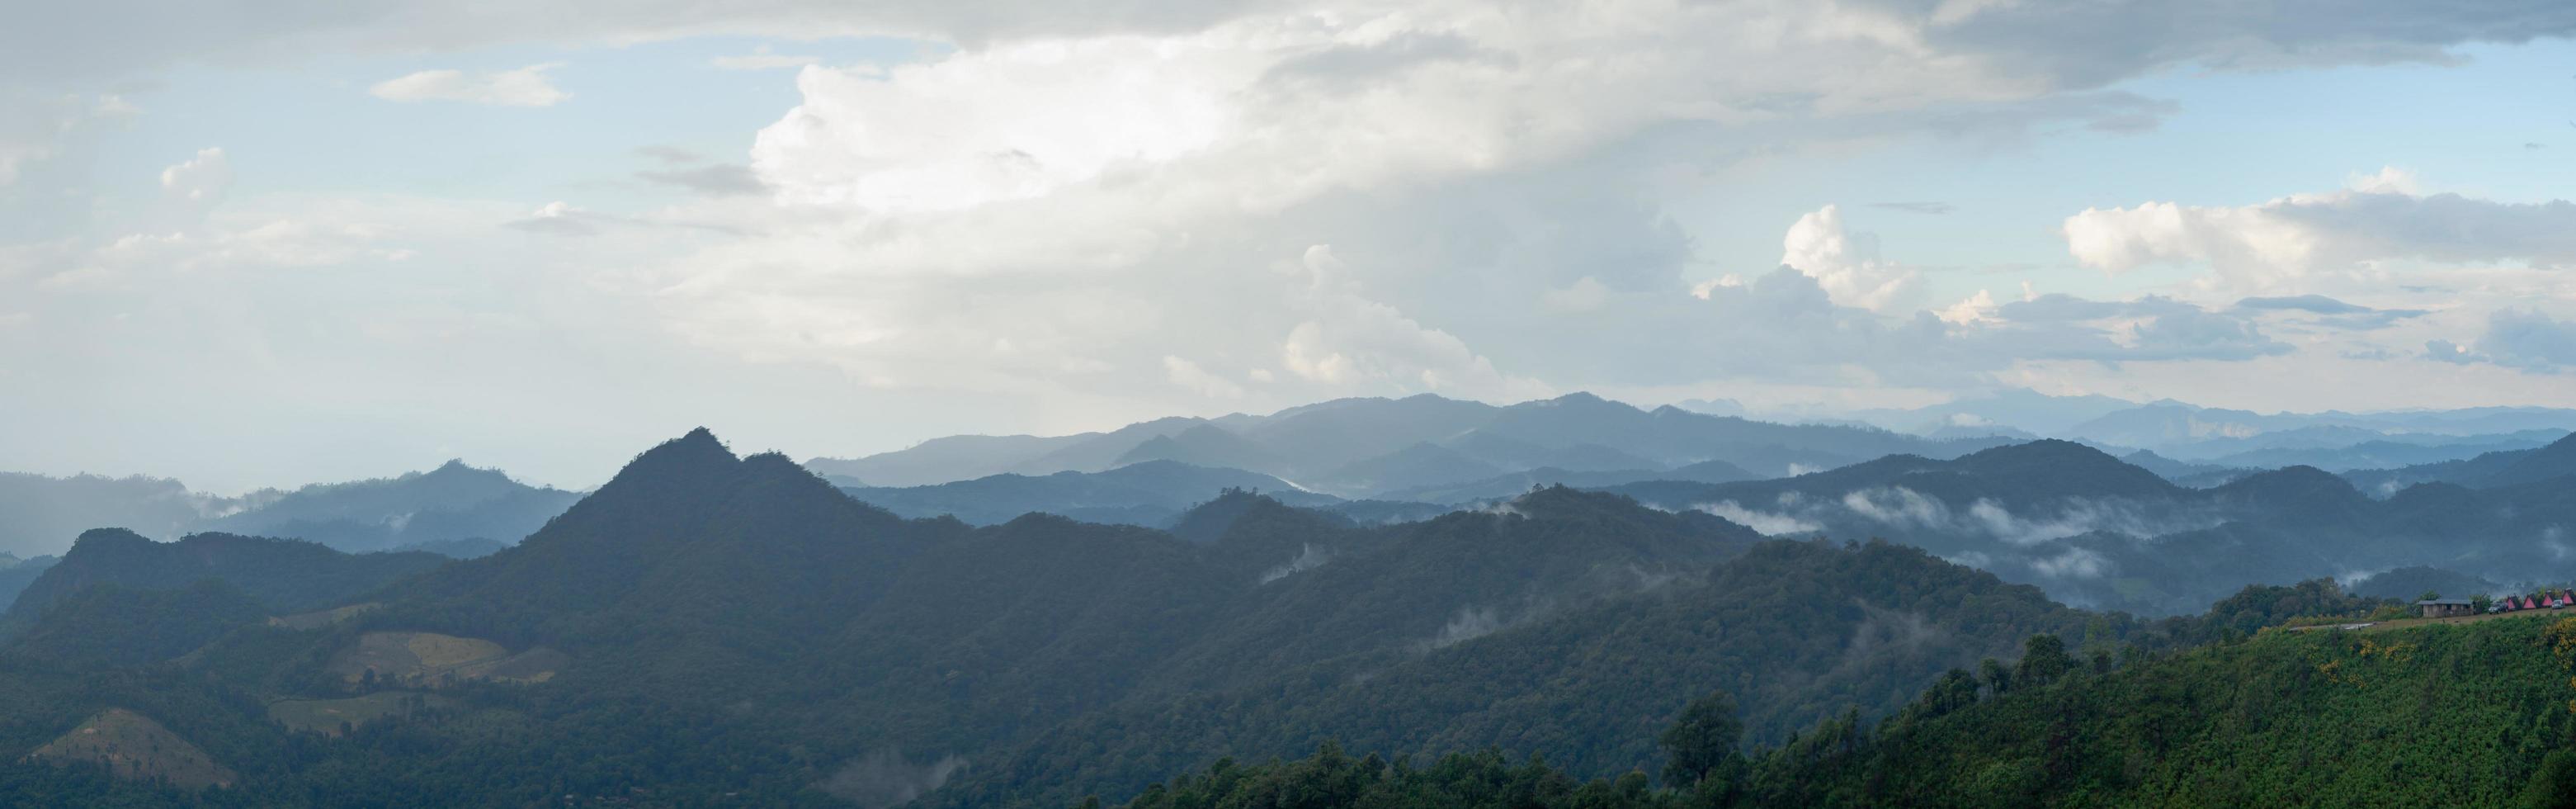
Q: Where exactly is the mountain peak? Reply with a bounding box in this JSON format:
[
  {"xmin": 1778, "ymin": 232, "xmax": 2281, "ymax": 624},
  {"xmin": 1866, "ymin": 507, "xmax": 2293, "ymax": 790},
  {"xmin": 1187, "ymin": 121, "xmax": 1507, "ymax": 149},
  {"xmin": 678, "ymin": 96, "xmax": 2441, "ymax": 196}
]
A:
[
  {"xmin": 2215, "ymin": 465, "xmax": 2367, "ymax": 507},
  {"xmin": 590, "ymin": 428, "xmax": 741, "ymax": 497}
]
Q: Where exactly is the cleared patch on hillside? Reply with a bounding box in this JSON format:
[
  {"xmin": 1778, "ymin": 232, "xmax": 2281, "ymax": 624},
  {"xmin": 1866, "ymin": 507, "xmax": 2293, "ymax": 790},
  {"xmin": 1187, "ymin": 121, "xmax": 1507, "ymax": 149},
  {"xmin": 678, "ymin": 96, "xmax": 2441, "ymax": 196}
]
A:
[
  {"xmin": 269, "ymin": 692, "xmax": 455, "ymax": 736},
  {"xmin": 267, "ymin": 602, "xmax": 381, "ymax": 631},
  {"xmin": 455, "ymin": 646, "xmax": 570, "ymax": 684},
  {"xmin": 23, "ymin": 708, "xmax": 237, "ymax": 789},
  {"xmin": 325, "ymin": 631, "xmax": 565, "ymax": 687}
]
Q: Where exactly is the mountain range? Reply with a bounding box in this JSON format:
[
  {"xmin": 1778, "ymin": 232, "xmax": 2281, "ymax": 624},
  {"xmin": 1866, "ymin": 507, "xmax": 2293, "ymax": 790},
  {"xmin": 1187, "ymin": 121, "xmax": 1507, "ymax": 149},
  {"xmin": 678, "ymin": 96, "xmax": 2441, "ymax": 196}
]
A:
[
  {"xmin": 3, "ymin": 396, "xmax": 2576, "ymax": 804},
  {"xmin": 0, "ymin": 428, "xmax": 2286, "ymax": 806},
  {"xmin": 809, "ymin": 393, "xmax": 2017, "ymax": 495},
  {"xmin": 0, "ymin": 461, "xmax": 578, "ymax": 561},
  {"xmin": 1608, "ymin": 434, "xmax": 2576, "ymax": 616}
]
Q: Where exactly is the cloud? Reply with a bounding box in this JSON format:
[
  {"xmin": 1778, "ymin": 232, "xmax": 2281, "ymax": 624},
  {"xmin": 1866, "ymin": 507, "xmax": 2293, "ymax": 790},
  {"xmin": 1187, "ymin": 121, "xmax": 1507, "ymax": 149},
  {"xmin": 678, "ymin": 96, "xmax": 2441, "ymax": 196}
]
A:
[
  {"xmin": 1782, "ymin": 204, "xmax": 1923, "ymax": 312},
  {"xmin": 635, "ymin": 145, "xmax": 707, "ymax": 165},
  {"xmin": 2424, "ymin": 338, "xmax": 2479, "ymax": 364},
  {"xmin": 1694, "ymin": 500, "xmax": 1822, "ymax": 535},
  {"xmin": 2234, "ymin": 294, "xmax": 2373, "ymax": 315},
  {"xmin": 2234, "ymin": 294, "xmax": 2427, "ymax": 330},
  {"xmin": 710, "ymin": 45, "xmax": 821, "ymax": 70},
  {"xmin": 1988, "ymin": 294, "xmax": 2291, "ymax": 362},
  {"xmin": 2471, "ymin": 309, "xmax": 2576, "ymax": 372},
  {"xmin": 0, "ymin": 92, "xmax": 136, "ymax": 189},
  {"xmin": 636, "ymin": 164, "xmax": 766, "ymax": 196},
  {"xmin": 1163, "ymin": 355, "xmax": 1247, "ymax": 399},
  {"xmin": 159, "ymin": 147, "xmax": 232, "ymax": 206},
  {"xmin": 369, "ymin": 63, "xmax": 569, "ymax": 106},
  {"xmin": 2064, "ymin": 169, "xmax": 2576, "ymax": 291},
  {"xmin": 2029, "ymin": 546, "xmax": 2110, "ymax": 579},
  {"xmin": 502, "ymin": 201, "xmax": 622, "ymax": 236}
]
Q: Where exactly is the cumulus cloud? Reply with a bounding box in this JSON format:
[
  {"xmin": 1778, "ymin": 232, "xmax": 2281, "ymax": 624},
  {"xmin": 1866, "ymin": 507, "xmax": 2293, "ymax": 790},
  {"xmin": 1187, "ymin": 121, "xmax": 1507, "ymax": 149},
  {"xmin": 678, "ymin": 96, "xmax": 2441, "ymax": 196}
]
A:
[
  {"xmin": 370, "ymin": 63, "xmax": 570, "ymax": 106},
  {"xmin": 154, "ymin": 147, "xmax": 234, "ymax": 229},
  {"xmin": 2064, "ymin": 170, "xmax": 2576, "ymax": 291},
  {"xmin": 14, "ymin": 0, "xmax": 2572, "ymax": 472},
  {"xmin": 1782, "ymin": 205, "xmax": 1923, "ymax": 312},
  {"xmin": 587, "ymin": 1, "xmax": 2569, "ymax": 411},
  {"xmin": 159, "ymin": 147, "xmax": 233, "ymax": 204}
]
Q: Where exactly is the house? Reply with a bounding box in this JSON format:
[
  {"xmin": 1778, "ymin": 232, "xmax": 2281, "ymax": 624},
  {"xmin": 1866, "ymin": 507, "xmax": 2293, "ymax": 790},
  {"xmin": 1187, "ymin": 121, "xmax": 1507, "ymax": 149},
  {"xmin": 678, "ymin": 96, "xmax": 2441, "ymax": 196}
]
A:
[{"xmin": 2416, "ymin": 598, "xmax": 2475, "ymax": 618}]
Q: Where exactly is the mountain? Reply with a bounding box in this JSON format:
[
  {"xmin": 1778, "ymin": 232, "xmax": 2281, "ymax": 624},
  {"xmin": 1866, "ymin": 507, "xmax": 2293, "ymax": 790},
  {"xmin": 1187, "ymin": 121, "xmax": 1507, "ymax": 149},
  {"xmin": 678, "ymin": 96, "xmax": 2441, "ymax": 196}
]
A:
[
  {"xmin": 2195, "ymin": 432, "xmax": 2565, "ymax": 471},
  {"xmin": 0, "ymin": 529, "xmax": 451, "ymax": 632},
  {"xmin": 804, "ymin": 433, "xmax": 1092, "ymax": 488},
  {"xmin": 2117, "ymin": 449, "xmax": 2249, "ymax": 485},
  {"xmin": 2342, "ymin": 430, "xmax": 2576, "ymax": 494},
  {"xmin": 0, "ymin": 472, "xmax": 216, "ymax": 557},
  {"xmin": 0, "ymin": 556, "xmax": 59, "ymax": 617},
  {"xmin": 2485, "ymin": 430, "xmax": 2576, "ymax": 487},
  {"xmin": 837, "ymin": 461, "xmax": 1338, "ymax": 526},
  {"xmin": 1111, "ymin": 423, "xmax": 1290, "ymax": 475},
  {"xmin": 1116, "ymin": 603, "xmax": 2555, "ymax": 808},
  {"xmin": 0, "ymin": 428, "xmax": 2228, "ymax": 807},
  {"xmin": 804, "ymin": 392, "xmax": 2018, "ymax": 492},
  {"xmin": 1235, "ymin": 394, "xmax": 1498, "ymax": 474},
  {"xmin": 1863, "ymin": 388, "xmax": 2149, "ymax": 437},
  {"xmin": 5, "ymin": 580, "xmax": 270, "ymax": 668},
  {"xmin": 1440, "ymin": 429, "xmax": 1665, "ymax": 472},
  {"xmin": 12, "ymin": 426, "xmax": 2560, "ymax": 806},
  {"xmin": 1379, "ymin": 459, "xmax": 1756, "ymax": 504},
  {"xmin": 1607, "ymin": 438, "xmax": 2576, "ymax": 616},
  {"xmin": 941, "ymin": 535, "xmax": 2114, "ymax": 807},
  {"xmin": 1314, "ymin": 442, "xmax": 1507, "ymax": 496},
  {"xmin": 202, "ymin": 460, "xmax": 579, "ymax": 554},
  {"xmin": 0, "ymin": 460, "xmax": 576, "ymax": 565}
]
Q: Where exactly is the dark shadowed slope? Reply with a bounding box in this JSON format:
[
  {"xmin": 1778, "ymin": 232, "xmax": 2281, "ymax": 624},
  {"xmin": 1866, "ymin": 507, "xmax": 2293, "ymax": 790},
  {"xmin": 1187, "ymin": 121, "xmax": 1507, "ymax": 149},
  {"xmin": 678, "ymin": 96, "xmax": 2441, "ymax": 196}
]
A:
[{"xmin": 0, "ymin": 529, "xmax": 447, "ymax": 636}]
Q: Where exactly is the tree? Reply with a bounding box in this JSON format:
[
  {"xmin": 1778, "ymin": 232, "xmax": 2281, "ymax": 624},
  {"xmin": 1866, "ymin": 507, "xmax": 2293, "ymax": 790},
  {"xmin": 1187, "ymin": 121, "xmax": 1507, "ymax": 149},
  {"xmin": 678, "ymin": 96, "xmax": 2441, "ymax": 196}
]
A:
[
  {"xmin": 1979, "ymin": 657, "xmax": 2012, "ymax": 697},
  {"xmin": 1660, "ymin": 691, "xmax": 1743, "ymax": 788},
  {"xmin": 2016, "ymin": 634, "xmax": 2074, "ymax": 688}
]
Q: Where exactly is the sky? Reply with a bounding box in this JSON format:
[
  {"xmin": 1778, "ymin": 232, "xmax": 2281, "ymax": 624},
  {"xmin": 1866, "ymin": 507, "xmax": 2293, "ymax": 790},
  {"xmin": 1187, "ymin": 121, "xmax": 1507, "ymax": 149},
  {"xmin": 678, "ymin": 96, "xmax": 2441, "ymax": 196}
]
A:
[{"xmin": 2, "ymin": 0, "xmax": 2574, "ymax": 493}]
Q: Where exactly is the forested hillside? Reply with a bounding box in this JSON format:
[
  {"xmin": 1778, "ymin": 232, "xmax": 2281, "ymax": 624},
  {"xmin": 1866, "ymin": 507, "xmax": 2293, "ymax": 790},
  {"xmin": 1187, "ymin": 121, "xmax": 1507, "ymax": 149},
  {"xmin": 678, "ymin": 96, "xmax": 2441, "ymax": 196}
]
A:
[
  {"xmin": 1112, "ymin": 614, "xmax": 2576, "ymax": 808},
  {"xmin": 0, "ymin": 530, "xmax": 448, "ymax": 632}
]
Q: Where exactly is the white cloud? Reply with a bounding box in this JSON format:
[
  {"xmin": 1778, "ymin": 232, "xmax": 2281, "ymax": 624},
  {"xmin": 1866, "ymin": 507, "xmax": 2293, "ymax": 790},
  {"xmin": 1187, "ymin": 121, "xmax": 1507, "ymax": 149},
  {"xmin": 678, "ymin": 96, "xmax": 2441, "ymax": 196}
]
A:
[
  {"xmin": 1695, "ymin": 500, "xmax": 1822, "ymax": 535},
  {"xmin": 369, "ymin": 63, "xmax": 570, "ymax": 106},
  {"xmin": 1937, "ymin": 290, "xmax": 1999, "ymax": 325},
  {"xmin": 159, "ymin": 147, "xmax": 232, "ymax": 206},
  {"xmin": 2064, "ymin": 169, "xmax": 2576, "ymax": 291},
  {"xmin": 1782, "ymin": 204, "xmax": 1922, "ymax": 312},
  {"xmin": 2029, "ymin": 546, "xmax": 2110, "ymax": 579}
]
